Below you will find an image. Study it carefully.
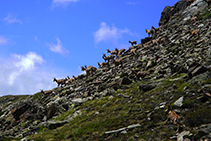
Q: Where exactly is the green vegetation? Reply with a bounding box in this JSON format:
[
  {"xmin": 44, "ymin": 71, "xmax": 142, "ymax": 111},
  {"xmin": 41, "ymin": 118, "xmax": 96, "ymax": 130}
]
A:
[
  {"xmin": 198, "ymin": 10, "xmax": 211, "ymax": 19},
  {"xmin": 184, "ymin": 108, "xmax": 211, "ymax": 127},
  {"xmin": 0, "ymin": 71, "xmax": 209, "ymax": 140},
  {"xmin": 0, "ymin": 137, "xmax": 20, "ymax": 141}
]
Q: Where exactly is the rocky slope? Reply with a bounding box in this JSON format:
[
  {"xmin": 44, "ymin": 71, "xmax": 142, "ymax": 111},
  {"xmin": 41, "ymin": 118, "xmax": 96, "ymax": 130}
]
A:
[{"xmin": 1, "ymin": 0, "xmax": 211, "ymax": 140}]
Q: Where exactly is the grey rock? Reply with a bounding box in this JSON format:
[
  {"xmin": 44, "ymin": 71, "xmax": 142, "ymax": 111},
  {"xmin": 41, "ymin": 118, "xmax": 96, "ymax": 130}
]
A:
[
  {"xmin": 47, "ymin": 120, "xmax": 68, "ymax": 129},
  {"xmin": 139, "ymin": 84, "xmax": 156, "ymax": 92},
  {"xmin": 174, "ymin": 96, "xmax": 184, "ymax": 107},
  {"xmin": 75, "ymin": 86, "xmax": 85, "ymax": 92},
  {"xmin": 127, "ymin": 124, "xmax": 141, "ymax": 129},
  {"xmin": 182, "ymin": 0, "xmax": 208, "ymax": 18},
  {"xmin": 47, "ymin": 103, "xmax": 58, "ymax": 119},
  {"xmin": 177, "ymin": 131, "xmax": 192, "ymax": 141},
  {"xmin": 105, "ymin": 127, "xmax": 126, "ymax": 134},
  {"xmin": 105, "ymin": 124, "xmax": 141, "ymax": 134},
  {"xmin": 71, "ymin": 98, "xmax": 84, "ymax": 105},
  {"xmin": 191, "ymin": 66, "xmax": 208, "ymax": 77}
]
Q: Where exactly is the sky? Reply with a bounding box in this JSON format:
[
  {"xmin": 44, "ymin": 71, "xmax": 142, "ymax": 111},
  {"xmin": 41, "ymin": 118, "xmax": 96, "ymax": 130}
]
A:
[{"xmin": 0, "ymin": 0, "xmax": 179, "ymax": 96}]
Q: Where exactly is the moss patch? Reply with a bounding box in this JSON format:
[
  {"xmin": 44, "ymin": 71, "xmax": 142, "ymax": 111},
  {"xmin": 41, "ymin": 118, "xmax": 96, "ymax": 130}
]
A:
[{"xmin": 184, "ymin": 108, "xmax": 211, "ymax": 127}]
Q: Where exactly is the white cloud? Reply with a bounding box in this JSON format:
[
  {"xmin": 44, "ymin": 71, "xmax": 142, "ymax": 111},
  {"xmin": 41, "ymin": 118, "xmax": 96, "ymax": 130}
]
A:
[
  {"xmin": 52, "ymin": 0, "xmax": 79, "ymax": 7},
  {"xmin": 0, "ymin": 36, "xmax": 8, "ymax": 45},
  {"xmin": 0, "ymin": 52, "xmax": 57, "ymax": 96},
  {"xmin": 46, "ymin": 38, "xmax": 69, "ymax": 55},
  {"xmin": 12, "ymin": 52, "xmax": 44, "ymax": 71},
  {"xmin": 3, "ymin": 14, "xmax": 23, "ymax": 24},
  {"xmin": 94, "ymin": 22, "xmax": 132, "ymax": 44}
]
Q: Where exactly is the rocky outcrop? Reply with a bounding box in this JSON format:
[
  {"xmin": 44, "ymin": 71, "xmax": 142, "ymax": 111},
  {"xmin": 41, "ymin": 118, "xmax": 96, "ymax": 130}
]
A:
[{"xmin": 159, "ymin": 0, "xmax": 190, "ymax": 26}]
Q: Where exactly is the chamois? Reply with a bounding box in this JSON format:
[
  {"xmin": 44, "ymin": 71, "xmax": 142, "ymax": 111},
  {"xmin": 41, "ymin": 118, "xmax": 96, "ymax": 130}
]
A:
[
  {"xmin": 85, "ymin": 65, "xmax": 97, "ymax": 73},
  {"xmin": 40, "ymin": 89, "xmax": 53, "ymax": 95},
  {"xmin": 107, "ymin": 49, "xmax": 118, "ymax": 56},
  {"xmin": 145, "ymin": 28, "xmax": 154, "ymax": 37},
  {"xmin": 65, "ymin": 78, "xmax": 73, "ymax": 85},
  {"xmin": 152, "ymin": 26, "xmax": 161, "ymax": 35},
  {"xmin": 65, "ymin": 76, "xmax": 74, "ymax": 85},
  {"xmin": 131, "ymin": 70, "xmax": 148, "ymax": 79},
  {"xmin": 130, "ymin": 48, "xmax": 137, "ymax": 55},
  {"xmin": 73, "ymin": 75, "xmax": 78, "ymax": 81},
  {"xmin": 165, "ymin": 104, "xmax": 182, "ymax": 132},
  {"xmin": 151, "ymin": 38, "xmax": 159, "ymax": 45},
  {"xmin": 102, "ymin": 54, "xmax": 115, "ymax": 62},
  {"xmin": 112, "ymin": 58, "xmax": 123, "ymax": 67},
  {"xmin": 85, "ymin": 65, "xmax": 97, "ymax": 74},
  {"xmin": 190, "ymin": 16, "xmax": 197, "ymax": 22},
  {"xmin": 98, "ymin": 62, "xmax": 106, "ymax": 68},
  {"xmin": 152, "ymin": 26, "xmax": 160, "ymax": 32},
  {"xmin": 189, "ymin": 29, "xmax": 199, "ymax": 36},
  {"xmin": 81, "ymin": 65, "xmax": 97, "ymax": 76},
  {"xmin": 129, "ymin": 41, "xmax": 137, "ymax": 46},
  {"xmin": 159, "ymin": 37, "xmax": 166, "ymax": 44},
  {"xmin": 53, "ymin": 77, "xmax": 67, "ymax": 87},
  {"xmin": 115, "ymin": 48, "xmax": 126, "ymax": 57}
]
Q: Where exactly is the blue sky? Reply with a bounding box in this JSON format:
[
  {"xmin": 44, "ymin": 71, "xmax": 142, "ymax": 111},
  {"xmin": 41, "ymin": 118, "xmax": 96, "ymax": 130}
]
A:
[{"xmin": 0, "ymin": 0, "xmax": 179, "ymax": 96}]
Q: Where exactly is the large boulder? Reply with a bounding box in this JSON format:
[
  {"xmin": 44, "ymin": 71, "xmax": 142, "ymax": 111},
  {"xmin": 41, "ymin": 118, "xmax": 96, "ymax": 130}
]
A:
[
  {"xmin": 11, "ymin": 101, "xmax": 31, "ymax": 121},
  {"xmin": 141, "ymin": 37, "xmax": 152, "ymax": 44},
  {"xmin": 11, "ymin": 100, "xmax": 44, "ymax": 121},
  {"xmin": 159, "ymin": 0, "xmax": 190, "ymax": 26},
  {"xmin": 182, "ymin": 0, "xmax": 208, "ymax": 18}
]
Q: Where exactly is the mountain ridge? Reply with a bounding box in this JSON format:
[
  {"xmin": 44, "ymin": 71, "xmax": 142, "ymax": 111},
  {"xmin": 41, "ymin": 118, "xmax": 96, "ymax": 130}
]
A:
[{"xmin": 1, "ymin": 0, "xmax": 211, "ymax": 140}]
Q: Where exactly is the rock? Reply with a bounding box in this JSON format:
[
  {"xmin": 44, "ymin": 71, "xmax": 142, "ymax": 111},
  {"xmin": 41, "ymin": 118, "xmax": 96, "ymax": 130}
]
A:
[
  {"xmin": 116, "ymin": 77, "xmax": 132, "ymax": 86},
  {"xmin": 105, "ymin": 127, "xmax": 126, "ymax": 134},
  {"xmin": 71, "ymin": 98, "xmax": 84, "ymax": 105},
  {"xmin": 100, "ymin": 89, "xmax": 111, "ymax": 97},
  {"xmin": 194, "ymin": 130, "xmax": 209, "ymax": 140},
  {"xmin": 75, "ymin": 86, "xmax": 85, "ymax": 92},
  {"xmin": 127, "ymin": 124, "xmax": 141, "ymax": 129},
  {"xmin": 11, "ymin": 102, "xmax": 31, "ymax": 121},
  {"xmin": 47, "ymin": 120, "xmax": 68, "ymax": 129},
  {"xmin": 159, "ymin": 0, "xmax": 190, "ymax": 26},
  {"xmin": 105, "ymin": 124, "xmax": 141, "ymax": 134},
  {"xmin": 191, "ymin": 66, "xmax": 208, "ymax": 77},
  {"xmin": 120, "ymin": 130, "xmax": 127, "ymax": 134},
  {"xmin": 139, "ymin": 84, "xmax": 156, "ymax": 92},
  {"xmin": 47, "ymin": 103, "xmax": 58, "ymax": 119},
  {"xmin": 182, "ymin": 0, "xmax": 208, "ymax": 18},
  {"xmin": 2, "ymin": 0, "xmax": 211, "ymax": 139},
  {"xmin": 108, "ymin": 95, "xmax": 114, "ymax": 100},
  {"xmin": 174, "ymin": 96, "xmax": 184, "ymax": 107},
  {"xmin": 146, "ymin": 60, "xmax": 156, "ymax": 69},
  {"xmin": 194, "ymin": 123, "xmax": 211, "ymax": 140},
  {"xmin": 19, "ymin": 137, "xmax": 28, "ymax": 141},
  {"xmin": 141, "ymin": 37, "xmax": 152, "ymax": 44},
  {"xmin": 177, "ymin": 131, "xmax": 192, "ymax": 141}
]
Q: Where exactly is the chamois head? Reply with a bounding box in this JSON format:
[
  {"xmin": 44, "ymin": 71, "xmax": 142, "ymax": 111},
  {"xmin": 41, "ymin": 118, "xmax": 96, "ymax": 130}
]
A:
[
  {"xmin": 107, "ymin": 49, "xmax": 111, "ymax": 53},
  {"xmin": 81, "ymin": 66, "xmax": 86, "ymax": 71},
  {"xmin": 102, "ymin": 54, "xmax": 106, "ymax": 59},
  {"xmin": 98, "ymin": 62, "xmax": 101, "ymax": 67},
  {"xmin": 40, "ymin": 89, "xmax": 44, "ymax": 94},
  {"xmin": 53, "ymin": 78, "xmax": 57, "ymax": 82},
  {"xmin": 73, "ymin": 75, "xmax": 78, "ymax": 80}
]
